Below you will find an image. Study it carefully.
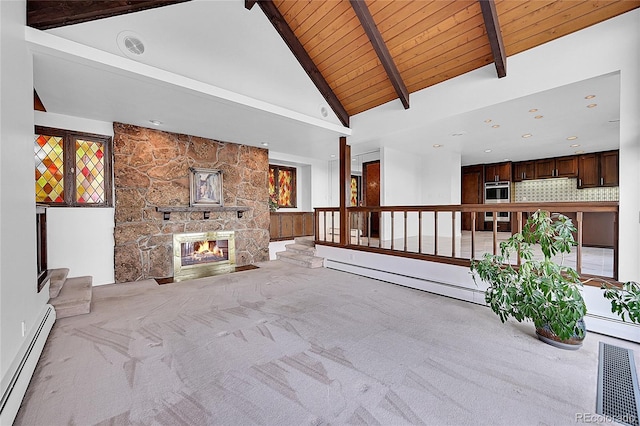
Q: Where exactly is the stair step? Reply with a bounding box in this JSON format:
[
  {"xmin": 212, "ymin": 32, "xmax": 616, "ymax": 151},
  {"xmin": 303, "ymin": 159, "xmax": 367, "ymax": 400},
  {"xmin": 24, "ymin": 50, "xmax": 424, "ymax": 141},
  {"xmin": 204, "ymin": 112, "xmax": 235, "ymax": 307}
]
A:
[
  {"xmin": 276, "ymin": 251, "xmax": 323, "ymax": 269},
  {"xmin": 50, "ymin": 276, "xmax": 92, "ymax": 319},
  {"xmin": 48, "ymin": 268, "xmax": 69, "ymax": 299},
  {"xmin": 294, "ymin": 236, "xmax": 315, "ymax": 247},
  {"xmin": 285, "ymin": 243, "xmax": 316, "ymax": 256}
]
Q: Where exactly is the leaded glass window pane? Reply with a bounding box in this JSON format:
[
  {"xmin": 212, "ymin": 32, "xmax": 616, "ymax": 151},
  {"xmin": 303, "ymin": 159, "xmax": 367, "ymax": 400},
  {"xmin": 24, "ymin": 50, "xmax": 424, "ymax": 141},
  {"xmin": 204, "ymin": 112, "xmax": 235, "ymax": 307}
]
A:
[
  {"xmin": 34, "ymin": 135, "xmax": 64, "ymax": 203},
  {"xmin": 75, "ymin": 139, "xmax": 105, "ymax": 204}
]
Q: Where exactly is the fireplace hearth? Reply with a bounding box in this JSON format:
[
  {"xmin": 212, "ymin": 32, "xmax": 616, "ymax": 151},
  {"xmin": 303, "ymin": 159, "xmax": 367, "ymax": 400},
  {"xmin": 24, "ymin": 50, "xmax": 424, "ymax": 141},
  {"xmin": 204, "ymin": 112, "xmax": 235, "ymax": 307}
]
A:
[{"xmin": 173, "ymin": 231, "xmax": 235, "ymax": 282}]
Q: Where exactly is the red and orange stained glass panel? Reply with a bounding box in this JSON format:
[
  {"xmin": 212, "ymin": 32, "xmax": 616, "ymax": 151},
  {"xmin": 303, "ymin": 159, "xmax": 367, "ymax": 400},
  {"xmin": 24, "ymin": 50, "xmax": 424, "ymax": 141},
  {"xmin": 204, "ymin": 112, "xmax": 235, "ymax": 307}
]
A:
[
  {"xmin": 269, "ymin": 167, "xmax": 276, "ymax": 201},
  {"xmin": 350, "ymin": 177, "xmax": 358, "ymax": 206},
  {"xmin": 34, "ymin": 134, "xmax": 64, "ymax": 203},
  {"xmin": 75, "ymin": 139, "xmax": 105, "ymax": 204},
  {"xmin": 278, "ymin": 169, "xmax": 293, "ymax": 207}
]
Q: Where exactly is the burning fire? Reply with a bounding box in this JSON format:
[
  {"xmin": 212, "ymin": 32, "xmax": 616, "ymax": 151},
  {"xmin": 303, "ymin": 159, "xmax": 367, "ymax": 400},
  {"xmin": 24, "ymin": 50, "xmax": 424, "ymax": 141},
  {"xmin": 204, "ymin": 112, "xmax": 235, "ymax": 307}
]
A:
[{"xmin": 193, "ymin": 241, "xmax": 224, "ymax": 258}]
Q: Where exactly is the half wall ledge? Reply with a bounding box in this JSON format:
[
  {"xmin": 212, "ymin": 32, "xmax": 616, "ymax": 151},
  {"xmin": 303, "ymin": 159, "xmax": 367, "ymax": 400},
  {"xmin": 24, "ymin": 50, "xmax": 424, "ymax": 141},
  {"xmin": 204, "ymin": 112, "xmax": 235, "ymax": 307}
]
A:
[{"xmin": 156, "ymin": 206, "xmax": 250, "ymax": 220}]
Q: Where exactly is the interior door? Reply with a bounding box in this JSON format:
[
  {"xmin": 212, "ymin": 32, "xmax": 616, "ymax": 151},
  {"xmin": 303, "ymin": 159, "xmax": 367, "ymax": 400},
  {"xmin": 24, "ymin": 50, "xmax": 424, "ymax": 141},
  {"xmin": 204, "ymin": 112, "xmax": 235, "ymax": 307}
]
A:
[{"xmin": 363, "ymin": 160, "xmax": 380, "ymax": 238}]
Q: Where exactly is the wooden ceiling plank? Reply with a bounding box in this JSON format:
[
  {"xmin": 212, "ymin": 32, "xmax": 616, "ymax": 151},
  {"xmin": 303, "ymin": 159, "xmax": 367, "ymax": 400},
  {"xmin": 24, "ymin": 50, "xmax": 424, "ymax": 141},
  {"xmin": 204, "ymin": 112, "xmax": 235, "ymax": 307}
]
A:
[
  {"xmin": 385, "ymin": 1, "xmax": 476, "ymax": 50},
  {"xmin": 27, "ymin": 0, "xmax": 189, "ymax": 30},
  {"xmin": 506, "ymin": 1, "xmax": 640, "ymax": 57},
  {"xmin": 375, "ymin": 1, "xmax": 444, "ymax": 40},
  {"xmin": 399, "ymin": 32, "xmax": 490, "ymax": 83},
  {"xmin": 316, "ymin": 30, "xmax": 377, "ymax": 75},
  {"xmin": 336, "ymin": 66, "xmax": 394, "ymax": 100},
  {"xmin": 343, "ymin": 81, "xmax": 398, "ymax": 109},
  {"xmin": 350, "ymin": 0, "xmax": 409, "ymax": 109},
  {"xmin": 294, "ymin": 2, "xmax": 346, "ymax": 43},
  {"xmin": 387, "ymin": 2, "xmax": 482, "ymax": 58},
  {"xmin": 501, "ymin": 0, "xmax": 613, "ymax": 55},
  {"xmin": 298, "ymin": 2, "xmax": 358, "ymax": 48},
  {"xmin": 306, "ymin": 13, "xmax": 364, "ymax": 61},
  {"xmin": 478, "ymin": 0, "xmax": 507, "ymax": 78},
  {"xmin": 284, "ymin": 1, "xmax": 339, "ymax": 37},
  {"xmin": 391, "ymin": 7, "xmax": 486, "ymax": 68},
  {"xmin": 256, "ymin": 0, "xmax": 350, "ymax": 127}
]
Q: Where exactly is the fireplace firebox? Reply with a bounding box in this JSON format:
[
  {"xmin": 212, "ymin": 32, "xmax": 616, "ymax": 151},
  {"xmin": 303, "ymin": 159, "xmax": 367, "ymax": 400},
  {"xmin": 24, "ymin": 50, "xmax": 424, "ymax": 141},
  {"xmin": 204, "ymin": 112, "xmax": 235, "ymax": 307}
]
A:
[{"xmin": 173, "ymin": 231, "xmax": 235, "ymax": 282}]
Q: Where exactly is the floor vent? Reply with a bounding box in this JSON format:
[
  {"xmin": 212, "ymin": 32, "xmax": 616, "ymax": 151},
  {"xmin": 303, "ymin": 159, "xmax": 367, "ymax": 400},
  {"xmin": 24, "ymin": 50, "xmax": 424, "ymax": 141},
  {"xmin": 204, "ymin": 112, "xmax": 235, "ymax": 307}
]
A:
[{"xmin": 597, "ymin": 342, "xmax": 640, "ymax": 426}]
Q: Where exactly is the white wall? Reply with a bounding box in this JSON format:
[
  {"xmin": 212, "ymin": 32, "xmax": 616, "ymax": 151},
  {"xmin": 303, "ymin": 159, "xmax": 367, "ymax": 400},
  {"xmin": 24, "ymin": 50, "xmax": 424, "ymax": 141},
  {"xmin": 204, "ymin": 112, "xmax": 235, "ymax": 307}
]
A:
[
  {"xmin": 34, "ymin": 111, "xmax": 115, "ymax": 285},
  {"xmin": 0, "ymin": 0, "xmax": 50, "ymax": 385}
]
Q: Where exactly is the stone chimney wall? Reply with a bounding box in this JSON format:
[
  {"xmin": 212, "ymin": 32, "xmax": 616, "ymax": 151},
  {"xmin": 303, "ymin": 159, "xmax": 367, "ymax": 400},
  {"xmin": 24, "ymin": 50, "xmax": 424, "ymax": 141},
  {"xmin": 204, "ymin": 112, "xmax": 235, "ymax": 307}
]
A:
[{"xmin": 113, "ymin": 123, "xmax": 269, "ymax": 283}]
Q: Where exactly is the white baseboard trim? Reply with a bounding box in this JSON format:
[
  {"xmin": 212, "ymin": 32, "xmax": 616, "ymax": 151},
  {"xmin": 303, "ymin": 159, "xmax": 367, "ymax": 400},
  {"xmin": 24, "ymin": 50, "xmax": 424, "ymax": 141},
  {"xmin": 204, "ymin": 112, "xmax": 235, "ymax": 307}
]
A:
[
  {"xmin": 0, "ymin": 304, "xmax": 56, "ymax": 425},
  {"xmin": 325, "ymin": 259, "xmax": 486, "ymax": 305}
]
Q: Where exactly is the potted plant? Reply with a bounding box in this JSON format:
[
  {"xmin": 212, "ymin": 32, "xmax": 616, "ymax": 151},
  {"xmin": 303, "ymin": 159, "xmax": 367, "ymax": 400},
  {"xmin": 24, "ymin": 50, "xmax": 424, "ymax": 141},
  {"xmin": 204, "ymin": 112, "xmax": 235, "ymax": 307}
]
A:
[
  {"xmin": 602, "ymin": 280, "xmax": 640, "ymax": 324},
  {"xmin": 470, "ymin": 210, "xmax": 587, "ymax": 349}
]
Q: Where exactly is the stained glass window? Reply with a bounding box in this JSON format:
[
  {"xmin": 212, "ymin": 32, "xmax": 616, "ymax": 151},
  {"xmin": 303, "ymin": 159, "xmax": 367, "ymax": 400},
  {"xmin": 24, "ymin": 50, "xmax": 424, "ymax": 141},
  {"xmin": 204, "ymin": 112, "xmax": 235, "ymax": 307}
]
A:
[
  {"xmin": 34, "ymin": 127, "xmax": 112, "ymax": 207},
  {"xmin": 268, "ymin": 165, "xmax": 296, "ymax": 208},
  {"xmin": 35, "ymin": 135, "xmax": 64, "ymax": 203}
]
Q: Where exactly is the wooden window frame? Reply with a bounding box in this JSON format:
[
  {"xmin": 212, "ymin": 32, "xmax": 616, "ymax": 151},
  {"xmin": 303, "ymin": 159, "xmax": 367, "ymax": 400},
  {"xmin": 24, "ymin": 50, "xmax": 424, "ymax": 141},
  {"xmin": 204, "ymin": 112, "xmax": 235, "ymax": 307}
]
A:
[
  {"xmin": 35, "ymin": 126, "xmax": 113, "ymax": 207},
  {"xmin": 269, "ymin": 164, "xmax": 297, "ymax": 209}
]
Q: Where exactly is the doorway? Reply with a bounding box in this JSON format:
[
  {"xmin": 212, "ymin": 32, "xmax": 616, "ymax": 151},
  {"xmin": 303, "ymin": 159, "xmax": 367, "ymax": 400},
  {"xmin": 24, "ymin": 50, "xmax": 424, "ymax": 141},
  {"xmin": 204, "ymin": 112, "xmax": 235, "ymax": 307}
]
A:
[{"xmin": 363, "ymin": 160, "xmax": 380, "ymax": 238}]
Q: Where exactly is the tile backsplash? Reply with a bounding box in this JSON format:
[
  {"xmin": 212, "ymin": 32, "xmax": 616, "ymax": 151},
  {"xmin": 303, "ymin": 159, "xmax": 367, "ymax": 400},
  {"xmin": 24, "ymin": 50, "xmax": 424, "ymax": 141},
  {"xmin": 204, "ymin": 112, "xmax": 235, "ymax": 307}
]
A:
[{"xmin": 513, "ymin": 178, "xmax": 619, "ymax": 202}]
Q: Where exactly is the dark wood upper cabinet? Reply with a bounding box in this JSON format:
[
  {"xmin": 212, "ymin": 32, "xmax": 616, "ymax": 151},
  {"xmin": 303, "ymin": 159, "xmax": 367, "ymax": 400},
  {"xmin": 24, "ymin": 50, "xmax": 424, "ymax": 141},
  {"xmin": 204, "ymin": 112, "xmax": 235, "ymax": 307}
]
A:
[
  {"xmin": 535, "ymin": 158, "xmax": 556, "ymax": 179},
  {"xmin": 600, "ymin": 150, "xmax": 619, "ymax": 187},
  {"xmin": 485, "ymin": 161, "xmax": 511, "ymax": 182},
  {"xmin": 534, "ymin": 156, "xmax": 578, "ymax": 179},
  {"xmin": 555, "ymin": 155, "xmax": 578, "ymax": 178},
  {"xmin": 578, "ymin": 150, "xmax": 618, "ymax": 188},
  {"xmin": 513, "ymin": 161, "xmax": 535, "ymax": 182}
]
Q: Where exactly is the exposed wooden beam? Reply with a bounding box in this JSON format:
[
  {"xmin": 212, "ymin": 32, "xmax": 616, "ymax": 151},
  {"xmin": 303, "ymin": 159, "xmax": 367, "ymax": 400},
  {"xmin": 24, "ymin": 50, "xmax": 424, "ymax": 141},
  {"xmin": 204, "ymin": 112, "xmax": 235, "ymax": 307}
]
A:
[
  {"xmin": 34, "ymin": 89, "xmax": 46, "ymax": 112},
  {"xmin": 479, "ymin": 0, "xmax": 507, "ymax": 78},
  {"xmin": 350, "ymin": 0, "xmax": 409, "ymax": 109},
  {"xmin": 244, "ymin": 0, "xmax": 257, "ymax": 11},
  {"xmin": 27, "ymin": 1, "xmax": 190, "ymax": 30},
  {"xmin": 249, "ymin": 0, "xmax": 350, "ymax": 127}
]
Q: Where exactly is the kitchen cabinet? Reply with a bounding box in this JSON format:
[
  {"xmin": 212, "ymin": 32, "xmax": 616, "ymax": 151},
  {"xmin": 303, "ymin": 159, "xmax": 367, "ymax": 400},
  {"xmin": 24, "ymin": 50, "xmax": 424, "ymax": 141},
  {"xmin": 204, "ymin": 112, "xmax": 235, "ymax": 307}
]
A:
[
  {"xmin": 555, "ymin": 155, "xmax": 579, "ymax": 177},
  {"xmin": 485, "ymin": 162, "xmax": 511, "ymax": 182},
  {"xmin": 534, "ymin": 156, "xmax": 578, "ymax": 179},
  {"xmin": 461, "ymin": 165, "xmax": 484, "ymax": 231},
  {"xmin": 513, "ymin": 161, "xmax": 535, "ymax": 182},
  {"xmin": 578, "ymin": 150, "xmax": 618, "ymax": 188}
]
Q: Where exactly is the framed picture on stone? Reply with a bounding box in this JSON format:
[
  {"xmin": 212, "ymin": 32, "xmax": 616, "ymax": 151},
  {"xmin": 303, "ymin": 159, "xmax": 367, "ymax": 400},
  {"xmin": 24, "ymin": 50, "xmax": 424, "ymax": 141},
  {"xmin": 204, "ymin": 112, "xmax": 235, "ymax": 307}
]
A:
[{"xmin": 189, "ymin": 167, "xmax": 223, "ymax": 207}]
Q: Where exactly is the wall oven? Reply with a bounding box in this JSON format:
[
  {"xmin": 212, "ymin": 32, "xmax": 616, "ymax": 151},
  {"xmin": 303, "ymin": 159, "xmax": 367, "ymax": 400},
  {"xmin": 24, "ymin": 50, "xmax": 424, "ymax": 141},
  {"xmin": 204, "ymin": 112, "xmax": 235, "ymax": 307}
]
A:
[{"xmin": 484, "ymin": 181, "xmax": 511, "ymax": 222}]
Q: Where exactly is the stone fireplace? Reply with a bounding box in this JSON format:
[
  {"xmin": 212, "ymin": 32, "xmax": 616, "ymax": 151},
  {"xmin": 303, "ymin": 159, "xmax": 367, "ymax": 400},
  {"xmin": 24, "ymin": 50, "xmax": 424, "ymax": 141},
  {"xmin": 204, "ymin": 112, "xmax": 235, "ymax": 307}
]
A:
[
  {"xmin": 173, "ymin": 231, "xmax": 235, "ymax": 282},
  {"xmin": 113, "ymin": 123, "xmax": 270, "ymax": 283}
]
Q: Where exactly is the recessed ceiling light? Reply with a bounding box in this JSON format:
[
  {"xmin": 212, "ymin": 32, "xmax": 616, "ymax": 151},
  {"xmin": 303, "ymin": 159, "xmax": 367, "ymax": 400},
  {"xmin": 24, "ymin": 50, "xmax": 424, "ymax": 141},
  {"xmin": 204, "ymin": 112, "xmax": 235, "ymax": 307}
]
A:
[
  {"xmin": 503, "ymin": 158, "xmax": 510, "ymax": 161},
  {"xmin": 522, "ymin": 133, "xmax": 532, "ymax": 138},
  {"xmin": 352, "ymin": 157, "xmax": 356, "ymax": 161},
  {"xmin": 569, "ymin": 144, "xmax": 580, "ymax": 148},
  {"xmin": 587, "ymin": 103, "xmax": 597, "ymax": 108},
  {"xmin": 484, "ymin": 149, "xmax": 492, "ymax": 153},
  {"xmin": 575, "ymin": 150, "xmax": 585, "ymax": 154},
  {"xmin": 117, "ymin": 31, "xmax": 146, "ymax": 58},
  {"xmin": 330, "ymin": 154, "xmax": 336, "ymax": 158},
  {"xmin": 585, "ymin": 95, "xmax": 596, "ymax": 99},
  {"xmin": 433, "ymin": 144, "xmax": 442, "ymax": 148},
  {"xmin": 566, "ymin": 136, "xmax": 578, "ymax": 140},
  {"xmin": 492, "ymin": 124, "xmax": 500, "ymax": 128},
  {"xmin": 484, "ymin": 119, "xmax": 492, "ymax": 123},
  {"xmin": 534, "ymin": 115, "xmax": 543, "ymax": 119},
  {"xmin": 529, "ymin": 108, "xmax": 538, "ymax": 113},
  {"xmin": 261, "ymin": 142, "xmax": 269, "ymax": 147},
  {"xmin": 149, "ymin": 120, "xmax": 163, "ymax": 126}
]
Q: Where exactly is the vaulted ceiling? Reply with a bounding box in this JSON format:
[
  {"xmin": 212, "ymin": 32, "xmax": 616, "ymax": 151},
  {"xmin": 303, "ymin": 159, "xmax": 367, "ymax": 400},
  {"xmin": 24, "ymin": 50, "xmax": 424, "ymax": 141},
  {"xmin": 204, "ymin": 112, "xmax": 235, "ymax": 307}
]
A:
[{"xmin": 27, "ymin": 0, "xmax": 640, "ymax": 127}]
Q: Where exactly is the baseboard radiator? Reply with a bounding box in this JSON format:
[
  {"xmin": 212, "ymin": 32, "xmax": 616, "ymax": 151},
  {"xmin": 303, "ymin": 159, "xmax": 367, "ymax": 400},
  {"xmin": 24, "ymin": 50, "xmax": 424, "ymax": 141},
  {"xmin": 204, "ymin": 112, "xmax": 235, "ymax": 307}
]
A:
[{"xmin": 0, "ymin": 304, "xmax": 55, "ymax": 425}]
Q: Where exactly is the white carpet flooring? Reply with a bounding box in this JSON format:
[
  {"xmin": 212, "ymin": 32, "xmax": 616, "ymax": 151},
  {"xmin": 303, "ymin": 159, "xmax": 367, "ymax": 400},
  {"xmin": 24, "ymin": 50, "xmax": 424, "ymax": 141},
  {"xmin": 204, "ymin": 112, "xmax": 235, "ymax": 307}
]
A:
[{"xmin": 15, "ymin": 261, "xmax": 640, "ymax": 425}]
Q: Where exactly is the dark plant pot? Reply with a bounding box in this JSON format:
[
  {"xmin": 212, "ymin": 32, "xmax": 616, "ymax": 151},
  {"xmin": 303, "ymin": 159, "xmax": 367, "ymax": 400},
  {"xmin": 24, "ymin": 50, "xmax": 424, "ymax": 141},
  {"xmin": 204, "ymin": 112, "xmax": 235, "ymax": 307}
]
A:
[{"xmin": 535, "ymin": 318, "xmax": 586, "ymax": 350}]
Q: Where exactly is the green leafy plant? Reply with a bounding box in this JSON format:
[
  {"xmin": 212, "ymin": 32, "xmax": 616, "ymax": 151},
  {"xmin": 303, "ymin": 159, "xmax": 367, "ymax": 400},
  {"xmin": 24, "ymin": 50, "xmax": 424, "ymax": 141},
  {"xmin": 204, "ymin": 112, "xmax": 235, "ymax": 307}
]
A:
[
  {"xmin": 602, "ymin": 280, "xmax": 640, "ymax": 323},
  {"xmin": 470, "ymin": 210, "xmax": 587, "ymax": 341},
  {"xmin": 268, "ymin": 196, "xmax": 279, "ymax": 212}
]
